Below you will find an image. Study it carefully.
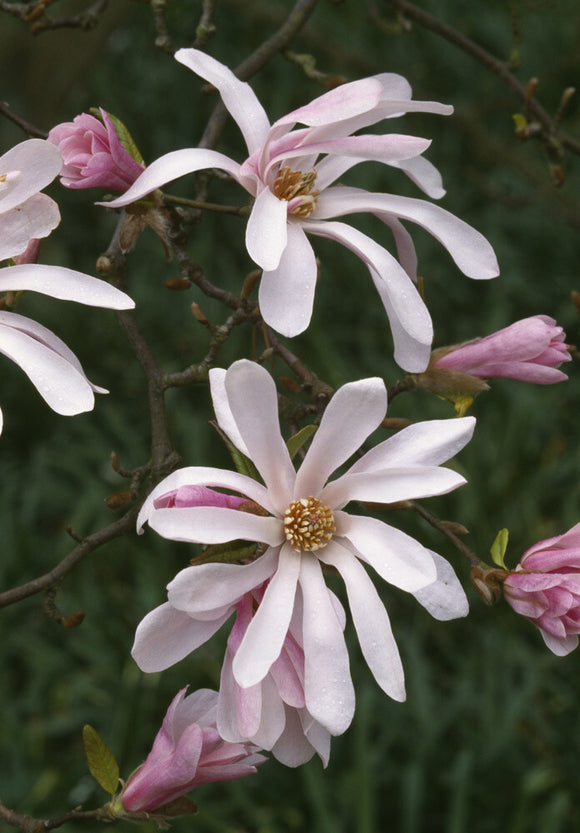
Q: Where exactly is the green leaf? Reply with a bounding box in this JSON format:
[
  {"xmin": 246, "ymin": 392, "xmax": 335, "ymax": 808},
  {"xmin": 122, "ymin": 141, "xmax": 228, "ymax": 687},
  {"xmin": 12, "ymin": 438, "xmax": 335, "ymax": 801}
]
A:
[
  {"xmin": 490, "ymin": 528, "xmax": 509, "ymax": 569},
  {"xmin": 89, "ymin": 107, "xmax": 145, "ymax": 166},
  {"xmin": 82, "ymin": 725, "xmax": 120, "ymax": 796},
  {"xmin": 286, "ymin": 424, "xmax": 317, "ymax": 459}
]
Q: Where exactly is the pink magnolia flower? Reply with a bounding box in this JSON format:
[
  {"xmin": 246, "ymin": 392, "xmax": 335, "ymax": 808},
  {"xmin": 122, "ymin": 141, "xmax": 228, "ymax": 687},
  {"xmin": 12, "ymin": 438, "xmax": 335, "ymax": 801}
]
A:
[
  {"xmin": 433, "ymin": 316, "xmax": 571, "ymax": 384},
  {"xmin": 102, "ymin": 49, "xmax": 499, "ymax": 372},
  {"xmin": 504, "ymin": 523, "xmax": 580, "ymax": 656},
  {"xmin": 48, "ymin": 109, "xmax": 144, "ymax": 191},
  {"xmin": 135, "ymin": 359, "xmax": 471, "ymax": 737},
  {"xmin": 0, "ymin": 139, "xmax": 62, "ymax": 262},
  {"xmin": 121, "ymin": 687, "xmax": 265, "ymax": 813}
]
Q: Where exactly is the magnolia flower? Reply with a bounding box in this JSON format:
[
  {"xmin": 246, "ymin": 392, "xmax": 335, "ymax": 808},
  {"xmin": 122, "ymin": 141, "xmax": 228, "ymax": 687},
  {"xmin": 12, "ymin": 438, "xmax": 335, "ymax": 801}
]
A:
[
  {"xmin": 102, "ymin": 49, "xmax": 499, "ymax": 372},
  {"xmin": 121, "ymin": 687, "xmax": 265, "ymax": 813},
  {"xmin": 0, "ymin": 138, "xmax": 62, "ymax": 262},
  {"xmin": 48, "ymin": 109, "xmax": 144, "ymax": 191},
  {"xmin": 0, "ymin": 264, "xmax": 134, "ymax": 432},
  {"xmin": 504, "ymin": 523, "xmax": 580, "ymax": 656},
  {"xmin": 136, "ymin": 359, "xmax": 471, "ymax": 737},
  {"xmin": 432, "ymin": 315, "xmax": 571, "ymax": 384}
]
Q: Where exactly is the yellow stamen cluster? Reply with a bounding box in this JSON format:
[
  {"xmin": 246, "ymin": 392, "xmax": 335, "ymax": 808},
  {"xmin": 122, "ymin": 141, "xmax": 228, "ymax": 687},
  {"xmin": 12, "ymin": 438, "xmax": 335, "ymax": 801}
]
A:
[
  {"xmin": 283, "ymin": 496, "xmax": 335, "ymax": 552},
  {"xmin": 272, "ymin": 166, "xmax": 320, "ymax": 218}
]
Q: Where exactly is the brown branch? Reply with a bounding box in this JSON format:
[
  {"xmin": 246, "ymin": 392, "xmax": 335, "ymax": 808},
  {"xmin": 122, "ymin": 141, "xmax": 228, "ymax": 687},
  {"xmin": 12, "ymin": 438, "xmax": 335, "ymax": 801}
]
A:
[
  {"xmin": 0, "ymin": 101, "xmax": 47, "ymax": 138},
  {"xmin": 410, "ymin": 500, "xmax": 482, "ymax": 567},
  {"xmin": 0, "ymin": 799, "xmax": 106, "ymax": 832},
  {"xmin": 192, "ymin": 0, "xmax": 216, "ymax": 49}
]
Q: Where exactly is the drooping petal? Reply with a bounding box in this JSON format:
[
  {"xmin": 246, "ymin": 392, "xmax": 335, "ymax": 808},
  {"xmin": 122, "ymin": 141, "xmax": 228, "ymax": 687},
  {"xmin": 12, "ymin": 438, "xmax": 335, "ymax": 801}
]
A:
[
  {"xmin": 245, "ymin": 186, "xmax": 288, "ymax": 271},
  {"xmin": 321, "ymin": 466, "xmax": 467, "ymax": 509},
  {"xmin": 411, "ymin": 551, "xmax": 469, "ymax": 620},
  {"xmin": 0, "ymin": 139, "xmax": 62, "ymax": 213},
  {"xmin": 0, "ymin": 264, "xmax": 135, "ymax": 309},
  {"xmin": 217, "ymin": 650, "xmax": 263, "ymax": 742},
  {"xmin": 0, "ymin": 194, "xmax": 60, "ymax": 261},
  {"xmin": 294, "ymin": 377, "xmax": 386, "ymax": 497},
  {"xmin": 271, "ymin": 707, "xmax": 323, "ymax": 767},
  {"xmin": 147, "ymin": 505, "xmax": 284, "ymax": 546},
  {"xmin": 540, "ymin": 630, "xmax": 578, "ymax": 656},
  {"xmin": 389, "ymin": 156, "xmax": 446, "ymax": 199},
  {"xmin": 258, "ymin": 222, "xmax": 317, "ymax": 337},
  {"xmin": 319, "ymin": 542, "xmax": 406, "ymax": 702}
]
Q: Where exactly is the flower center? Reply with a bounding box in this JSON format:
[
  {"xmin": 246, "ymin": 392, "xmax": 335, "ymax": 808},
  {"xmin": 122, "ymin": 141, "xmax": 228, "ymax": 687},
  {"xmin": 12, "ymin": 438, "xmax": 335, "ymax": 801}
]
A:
[
  {"xmin": 272, "ymin": 166, "xmax": 320, "ymax": 218},
  {"xmin": 283, "ymin": 496, "xmax": 335, "ymax": 552}
]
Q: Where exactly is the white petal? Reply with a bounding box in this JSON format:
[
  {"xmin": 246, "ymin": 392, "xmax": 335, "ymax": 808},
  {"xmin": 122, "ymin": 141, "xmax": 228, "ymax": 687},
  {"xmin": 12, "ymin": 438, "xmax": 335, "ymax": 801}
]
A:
[
  {"xmin": 224, "ymin": 360, "xmax": 296, "ymax": 513},
  {"xmin": 540, "ymin": 630, "xmax": 578, "ymax": 656},
  {"xmin": 321, "ymin": 466, "xmax": 466, "ymax": 509},
  {"xmin": 209, "ymin": 368, "xmax": 250, "ymax": 456},
  {"xmin": 390, "ymin": 156, "xmax": 446, "ymax": 199},
  {"xmin": 233, "ymin": 544, "xmax": 300, "ymax": 687},
  {"xmin": 131, "ymin": 602, "xmax": 231, "ymax": 672},
  {"xmin": 334, "ymin": 512, "xmax": 437, "ymax": 591},
  {"xmin": 348, "ymin": 417, "xmax": 476, "ymax": 474},
  {"xmin": 319, "ymin": 542, "xmax": 406, "ymax": 701},
  {"xmin": 411, "ymin": 551, "xmax": 469, "ymax": 620},
  {"xmin": 0, "ymin": 194, "xmax": 60, "ymax": 261},
  {"xmin": 258, "ymin": 222, "xmax": 317, "ymax": 337},
  {"xmin": 271, "ymin": 707, "xmax": 318, "ymax": 767},
  {"xmin": 0, "ymin": 139, "xmax": 62, "ymax": 213},
  {"xmin": 0, "ymin": 264, "xmax": 134, "ymax": 309},
  {"xmin": 249, "ymin": 674, "xmax": 287, "ymax": 749},
  {"xmin": 100, "ymin": 148, "xmax": 244, "ymax": 209},
  {"xmin": 245, "ymin": 187, "xmax": 288, "ymax": 271},
  {"xmin": 148, "ymin": 505, "xmax": 284, "ymax": 546},
  {"xmin": 175, "ymin": 48, "xmax": 271, "ymax": 155},
  {"xmin": 299, "ymin": 553, "xmax": 355, "ymax": 735},
  {"xmin": 168, "ymin": 547, "xmax": 279, "ymax": 614},
  {"xmin": 217, "ymin": 651, "xmax": 263, "ymax": 742},
  {"xmin": 294, "ymin": 377, "xmax": 386, "ymax": 497}
]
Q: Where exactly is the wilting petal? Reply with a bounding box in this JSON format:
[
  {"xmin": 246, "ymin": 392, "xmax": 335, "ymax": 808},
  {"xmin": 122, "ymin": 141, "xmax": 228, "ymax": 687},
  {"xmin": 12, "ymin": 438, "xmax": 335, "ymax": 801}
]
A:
[
  {"xmin": 147, "ymin": 505, "xmax": 284, "ymax": 546},
  {"xmin": 246, "ymin": 187, "xmax": 288, "ymax": 271},
  {"xmin": 0, "ymin": 264, "xmax": 134, "ymax": 309},
  {"xmin": 0, "ymin": 194, "xmax": 60, "ymax": 261},
  {"xmin": 411, "ymin": 551, "xmax": 469, "ymax": 620}
]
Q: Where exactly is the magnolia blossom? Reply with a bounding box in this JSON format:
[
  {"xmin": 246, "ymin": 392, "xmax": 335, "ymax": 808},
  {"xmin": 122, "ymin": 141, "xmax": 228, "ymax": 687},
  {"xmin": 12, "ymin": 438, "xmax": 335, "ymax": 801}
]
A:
[
  {"xmin": 48, "ymin": 109, "xmax": 144, "ymax": 191},
  {"xmin": 432, "ymin": 316, "xmax": 571, "ymax": 384},
  {"xmin": 504, "ymin": 523, "xmax": 580, "ymax": 656},
  {"xmin": 0, "ymin": 139, "xmax": 62, "ymax": 262},
  {"xmin": 103, "ymin": 49, "xmax": 499, "ymax": 372},
  {"xmin": 135, "ymin": 359, "xmax": 471, "ymax": 738},
  {"xmin": 121, "ymin": 687, "xmax": 265, "ymax": 813},
  {"xmin": 0, "ymin": 264, "xmax": 134, "ymax": 432}
]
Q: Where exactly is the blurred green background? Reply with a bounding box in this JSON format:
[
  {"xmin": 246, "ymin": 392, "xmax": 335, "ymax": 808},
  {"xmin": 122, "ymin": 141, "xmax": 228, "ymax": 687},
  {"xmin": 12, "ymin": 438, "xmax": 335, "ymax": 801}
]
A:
[{"xmin": 1, "ymin": 1, "xmax": 580, "ymax": 831}]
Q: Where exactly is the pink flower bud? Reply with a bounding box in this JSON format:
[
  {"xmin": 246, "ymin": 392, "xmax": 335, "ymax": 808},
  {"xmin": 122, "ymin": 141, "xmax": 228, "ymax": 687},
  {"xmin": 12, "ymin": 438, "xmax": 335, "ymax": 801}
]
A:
[
  {"xmin": 121, "ymin": 688, "xmax": 265, "ymax": 813},
  {"xmin": 504, "ymin": 523, "xmax": 580, "ymax": 655},
  {"xmin": 48, "ymin": 109, "xmax": 144, "ymax": 191},
  {"xmin": 153, "ymin": 484, "xmax": 247, "ymax": 510},
  {"xmin": 433, "ymin": 316, "xmax": 571, "ymax": 384}
]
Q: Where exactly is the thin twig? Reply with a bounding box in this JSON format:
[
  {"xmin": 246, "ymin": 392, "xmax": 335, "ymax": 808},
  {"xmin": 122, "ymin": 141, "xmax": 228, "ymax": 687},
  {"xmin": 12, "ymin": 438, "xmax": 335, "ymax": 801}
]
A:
[
  {"xmin": 410, "ymin": 500, "xmax": 482, "ymax": 567},
  {"xmin": 0, "ymin": 101, "xmax": 47, "ymax": 138}
]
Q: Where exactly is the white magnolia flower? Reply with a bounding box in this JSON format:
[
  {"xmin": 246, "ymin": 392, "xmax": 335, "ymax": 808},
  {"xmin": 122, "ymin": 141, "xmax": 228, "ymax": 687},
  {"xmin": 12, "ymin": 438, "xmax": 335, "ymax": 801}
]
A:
[
  {"xmin": 136, "ymin": 360, "xmax": 472, "ymax": 736},
  {"xmin": 103, "ymin": 49, "xmax": 498, "ymax": 372}
]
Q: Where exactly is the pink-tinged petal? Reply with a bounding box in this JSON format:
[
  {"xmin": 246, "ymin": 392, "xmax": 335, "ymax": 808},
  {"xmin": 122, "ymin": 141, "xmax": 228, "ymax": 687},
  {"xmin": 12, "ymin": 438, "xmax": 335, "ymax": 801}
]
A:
[
  {"xmin": 270, "ymin": 645, "xmax": 305, "ymax": 709},
  {"xmin": 168, "ymin": 548, "xmax": 279, "ymax": 614},
  {"xmin": 378, "ymin": 216, "xmax": 418, "ymax": 281},
  {"xmin": 389, "ymin": 156, "xmax": 446, "ymax": 199},
  {"xmin": 174, "ymin": 48, "xmax": 270, "ymax": 155},
  {"xmin": 132, "ymin": 603, "xmax": 232, "ymax": 672},
  {"xmin": 0, "ymin": 139, "xmax": 62, "ymax": 213},
  {"xmin": 224, "ymin": 360, "xmax": 296, "ymax": 513},
  {"xmin": 0, "ymin": 194, "xmax": 60, "ymax": 261},
  {"xmin": 294, "ymin": 377, "xmax": 387, "ymax": 498},
  {"xmin": 321, "ymin": 466, "xmax": 466, "ymax": 509},
  {"xmin": 233, "ymin": 544, "xmax": 300, "ymax": 687},
  {"xmin": 299, "ymin": 553, "xmax": 355, "ymax": 735},
  {"xmin": 258, "ymin": 221, "xmax": 317, "ymax": 337},
  {"xmin": 245, "ymin": 187, "xmax": 288, "ymax": 271},
  {"xmin": 550, "ymin": 523, "xmax": 580, "ymax": 550},
  {"xmin": 271, "ymin": 707, "xmax": 318, "ymax": 767},
  {"xmin": 248, "ymin": 674, "xmax": 287, "ymax": 750},
  {"xmin": 147, "ymin": 505, "xmax": 284, "ymax": 546},
  {"xmin": 0, "ymin": 264, "xmax": 134, "ymax": 309},
  {"xmin": 302, "ymin": 219, "xmax": 433, "ymax": 372},
  {"xmin": 209, "ymin": 368, "xmax": 250, "ymax": 457},
  {"xmin": 314, "ymin": 186, "xmax": 499, "ymax": 280},
  {"xmin": 137, "ymin": 466, "xmax": 273, "ymax": 531},
  {"xmin": 217, "ymin": 650, "xmax": 263, "ymax": 741},
  {"xmin": 100, "ymin": 148, "xmax": 244, "ymax": 209},
  {"xmin": 0, "ymin": 405, "xmax": 4, "ymax": 435},
  {"xmin": 319, "ymin": 542, "xmax": 406, "ymax": 701},
  {"xmin": 334, "ymin": 512, "xmax": 436, "ymax": 591},
  {"xmin": 300, "ymin": 711, "xmax": 331, "ymax": 768},
  {"xmin": 348, "ymin": 417, "xmax": 476, "ymax": 474},
  {"xmin": 540, "ymin": 630, "xmax": 578, "ymax": 656},
  {"xmin": 411, "ymin": 551, "xmax": 469, "ymax": 620}
]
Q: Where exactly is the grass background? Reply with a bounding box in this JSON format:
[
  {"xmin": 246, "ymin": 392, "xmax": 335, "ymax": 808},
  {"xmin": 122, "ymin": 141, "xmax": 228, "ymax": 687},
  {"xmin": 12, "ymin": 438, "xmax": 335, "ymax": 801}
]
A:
[{"xmin": 0, "ymin": 1, "xmax": 579, "ymax": 831}]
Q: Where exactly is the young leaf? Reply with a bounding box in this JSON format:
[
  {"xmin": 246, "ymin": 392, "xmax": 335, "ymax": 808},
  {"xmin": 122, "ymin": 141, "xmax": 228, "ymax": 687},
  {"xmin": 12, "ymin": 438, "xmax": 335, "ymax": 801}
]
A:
[
  {"xmin": 287, "ymin": 424, "xmax": 317, "ymax": 459},
  {"xmin": 490, "ymin": 528, "xmax": 509, "ymax": 569},
  {"xmin": 82, "ymin": 725, "xmax": 120, "ymax": 796}
]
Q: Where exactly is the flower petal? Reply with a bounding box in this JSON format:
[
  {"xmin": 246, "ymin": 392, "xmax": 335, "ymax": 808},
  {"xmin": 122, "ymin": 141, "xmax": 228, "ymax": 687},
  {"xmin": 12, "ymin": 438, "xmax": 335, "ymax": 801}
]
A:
[
  {"xmin": 0, "ymin": 194, "xmax": 60, "ymax": 261},
  {"xmin": 245, "ymin": 187, "xmax": 288, "ymax": 271},
  {"xmin": 411, "ymin": 551, "xmax": 469, "ymax": 620},
  {"xmin": 0, "ymin": 264, "xmax": 134, "ymax": 309},
  {"xmin": 540, "ymin": 630, "xmax": 578, "ymax": 656},
  {"xmin": 209, "ymin": 368, "xmax": 250, "ymax": 456},
  {"xmin": 147, "ymin": 505, "xmax": 284, "ymax": 546},
  {"xmin": 321, "ymin": 466, "xmax": 466, "ymax": 509},
  {"xmin": 0, "ymin": 139, "xmax": 62, "ymax": 213}
]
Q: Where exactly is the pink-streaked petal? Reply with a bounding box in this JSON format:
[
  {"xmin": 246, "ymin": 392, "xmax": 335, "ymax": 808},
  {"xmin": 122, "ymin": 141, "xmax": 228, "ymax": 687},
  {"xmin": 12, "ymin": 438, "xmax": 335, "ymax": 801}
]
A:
[
  {"xmin": 147, "ymin": 505, "xmax": 284, "ymax": 546},
  {"xmin": 334, "ymin": 512, "xmax": 436, "ymax": 591},
  {"xmin": 137, "ymin": 466, "xmax": 273, "ymax": 531},
  {"xmin": 294, "ymin": 377, "xmax": 386, "ymax": 498},
  {"xmin": 0, "ymin": 194, "xmax": 60, "ymax": 261},
  {"xmin": 319, "ymin": 542, "xmax": 405, "ymax": 701},
  {"xmin": 411, "ymin": 551, "xmax": 469, "ymax": 620},
  {"xmin": 100, "ymin": 148, "xmax": 244, "ymax": 209},
  {"xmin": 299, "ymin": 553, "xmax": 355, "ymax": 735},
  {"xmin": 245, "ymin": 187, "xmax": 288, "ymax": 271},
  {"xmin": 540, "ymin": 630, "xmax": 578, "ymax": 656},
  {"xmin": 321, "ymin": 466, "xmax": 466, "ymax": 509},
  {"xmin": 233, "ymin": 543, "xmax": 300, "ymax": 687},
  {"xmin": 224, "ymin": 360, "xmax": 296, "ymax": 513},
  {"xmin": 258, "ymin": 221, "xmax": 317, "ymax": 337},
  {"xmin": 270, "ymin": 644, "xmax": 305, "ymax": 709},
  {"xmin": 168, "ymin": 548, "xmax": 279, "ymax": 614},
  {"xmin": 314, "ymin": 186, "xmax": 499, "ymax": 280},
  {"xmin": 175, "ymin": 48, "xmax": 270, "ymax": 155},
  {"xmin": 0, "ymin": 139, "xmax": 62, "ymax": 213},
  {"xmin": 348, "ymin": 417, "xmax": 476, "ymax": 474},
  {"xmin": 0, "ymin": 264, "xmax": 134, "ymax": 309},
  {"xmin": 536, "ymin": 522, "xmax": 580, "ymax": 553},
  {"xmin": 132, "ymin": 603, "xmax": 232, "ymax": 672}
]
